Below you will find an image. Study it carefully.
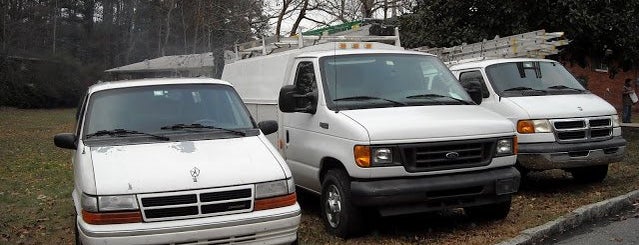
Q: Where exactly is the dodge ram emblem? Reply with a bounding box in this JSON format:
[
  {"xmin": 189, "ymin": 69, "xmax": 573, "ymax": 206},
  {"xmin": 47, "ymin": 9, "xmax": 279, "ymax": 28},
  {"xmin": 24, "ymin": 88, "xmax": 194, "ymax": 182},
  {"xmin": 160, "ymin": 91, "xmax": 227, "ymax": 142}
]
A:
[
  {"xmin": 190, "ymin": 167, "xmax": 200, "ymax": 182},
  {"xmin": 445, "ymin": 152, "xmax": 460, "ymax": 159}
]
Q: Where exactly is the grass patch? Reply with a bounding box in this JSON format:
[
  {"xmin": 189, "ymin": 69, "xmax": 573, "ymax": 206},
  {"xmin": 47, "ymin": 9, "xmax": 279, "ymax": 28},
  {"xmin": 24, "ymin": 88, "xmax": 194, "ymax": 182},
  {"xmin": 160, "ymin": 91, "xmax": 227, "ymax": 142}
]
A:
[{"xmin": 0, "ymin": 107, "xmax": 637, "ymax": 244}]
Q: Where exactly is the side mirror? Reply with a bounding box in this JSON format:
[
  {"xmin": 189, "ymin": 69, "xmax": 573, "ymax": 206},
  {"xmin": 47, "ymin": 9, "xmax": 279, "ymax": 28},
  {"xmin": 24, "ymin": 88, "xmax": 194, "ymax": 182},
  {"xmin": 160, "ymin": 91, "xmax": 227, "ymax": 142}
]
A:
[
  {"xmin": 462, "ymin": 80, "xmax": 483, "ymax": 105},
  {"xmin": 258, "ymin": 120, "xmax": 278, "ymax": 135},
  {"xmin": 54, "ymin": 133, "xmax": 77, "ymax": 149},
  {"xmin": 278, "ymin": 85, "xmax": 317, "ymax": 114}
]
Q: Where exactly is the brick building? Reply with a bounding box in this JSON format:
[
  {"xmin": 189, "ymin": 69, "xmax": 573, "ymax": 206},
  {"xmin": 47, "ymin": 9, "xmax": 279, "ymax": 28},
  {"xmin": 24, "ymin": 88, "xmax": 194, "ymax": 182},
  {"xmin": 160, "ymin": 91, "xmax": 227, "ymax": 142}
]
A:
[{"xmin": 562, "ymin": 58, "xmax": 639, "ymax": 113}]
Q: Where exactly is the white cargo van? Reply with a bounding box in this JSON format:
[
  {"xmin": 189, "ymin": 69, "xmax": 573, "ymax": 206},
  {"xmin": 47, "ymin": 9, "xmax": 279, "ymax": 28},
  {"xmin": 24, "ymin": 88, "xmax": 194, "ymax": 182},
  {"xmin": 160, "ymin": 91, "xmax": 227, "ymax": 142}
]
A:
[
  {"xmin": 450, "ymin": 58, "xmax": 626, "ymax": 182},
  {"xmin": 223, "ymin": 41, "xmax": 520, "ymax": 237},
  {"xmin": 54, "ymin": 78, "xmax": 300, "ymax": 245}
]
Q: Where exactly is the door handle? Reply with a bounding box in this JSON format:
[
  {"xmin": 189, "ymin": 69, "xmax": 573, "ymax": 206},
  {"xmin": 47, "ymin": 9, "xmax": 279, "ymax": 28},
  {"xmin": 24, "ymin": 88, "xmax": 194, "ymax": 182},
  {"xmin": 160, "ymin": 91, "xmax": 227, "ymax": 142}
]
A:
[
  {"xmin": 319, "ymin": 122, "xmax": 329, "ymax": 129},
  {"xmin": 286, "ymin": 130, "xmax": 290, "ymax": 143}
]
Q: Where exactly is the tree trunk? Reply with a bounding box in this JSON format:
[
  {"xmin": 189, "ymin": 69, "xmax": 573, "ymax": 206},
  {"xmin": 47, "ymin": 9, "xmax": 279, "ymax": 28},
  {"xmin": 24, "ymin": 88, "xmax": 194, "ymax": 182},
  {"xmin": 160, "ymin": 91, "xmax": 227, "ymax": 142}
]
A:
[
  {"xmin": 275, "ymin": 0, "xmax": 290, "ymax": 41},
  {"xmin": 162, "ymin": 0, "xmax": 175, "ymax": 56},
  {"xmin": 290, "ymin": 0, "xmax": 309, "ymax": 36}
]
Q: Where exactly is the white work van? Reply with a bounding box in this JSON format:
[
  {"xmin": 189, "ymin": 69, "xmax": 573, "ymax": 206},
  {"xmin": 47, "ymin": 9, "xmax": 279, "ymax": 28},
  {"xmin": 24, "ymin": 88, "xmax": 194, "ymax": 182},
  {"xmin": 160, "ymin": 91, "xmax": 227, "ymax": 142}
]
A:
[
  {"xmin": 223, "ymin": 41, "xmax": 520, "ymax": 237},
  {"xmin": 54, "ymin": 78, "xmax": 300, "ymax": 245},
  {"xmin": 450, "ymin": 58, "xmax": 626, "ymax": 182}
]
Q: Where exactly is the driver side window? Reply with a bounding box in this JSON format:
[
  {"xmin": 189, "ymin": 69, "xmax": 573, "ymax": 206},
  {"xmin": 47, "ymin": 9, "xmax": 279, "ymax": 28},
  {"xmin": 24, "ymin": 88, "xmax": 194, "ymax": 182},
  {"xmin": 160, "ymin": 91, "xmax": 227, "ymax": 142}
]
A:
[
  {"xmin": 294, "ymin": 62, "xmax": 317, "ymax": 94},
  {"xmin": 459, "ymin": 70, "xmax": 490, "ymax": 98}
]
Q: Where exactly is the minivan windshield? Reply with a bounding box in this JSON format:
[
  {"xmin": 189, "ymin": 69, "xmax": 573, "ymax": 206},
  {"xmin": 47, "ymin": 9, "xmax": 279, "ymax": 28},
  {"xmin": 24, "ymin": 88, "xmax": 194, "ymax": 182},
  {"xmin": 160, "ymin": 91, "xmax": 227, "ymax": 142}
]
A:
[
  {"xmin": 320, "ymin": 54, "xmax": 472, "ymax": 110},
  {"xmin": 83, "ymin": 84, "xmax": 254, "ymax": 139},
  {"xmin": 485, "ymin": 61, "xmax": 586, "ymax": 97}
]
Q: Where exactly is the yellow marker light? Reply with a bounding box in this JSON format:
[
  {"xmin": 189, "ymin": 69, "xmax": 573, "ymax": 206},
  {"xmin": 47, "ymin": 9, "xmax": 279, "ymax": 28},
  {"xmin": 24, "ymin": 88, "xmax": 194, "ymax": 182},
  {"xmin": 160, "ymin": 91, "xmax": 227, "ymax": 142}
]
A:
[
  {"xmin": 338, "ymin": 43, "xmax": 347, "ymax": 49},
  {"xmin": 364, "ymin": 43, "xmax": 373, "ymax": 49},
  {"xmin": 517, "ymin": 120, "xmax": 535, "ymax": 134},
  {"xmin": 354, "ymin": 145, "xmax": 371, "ymax": 167},
  {"xmin": 352, "ymin": 43, "xmax": 360, "ymax": 49}
]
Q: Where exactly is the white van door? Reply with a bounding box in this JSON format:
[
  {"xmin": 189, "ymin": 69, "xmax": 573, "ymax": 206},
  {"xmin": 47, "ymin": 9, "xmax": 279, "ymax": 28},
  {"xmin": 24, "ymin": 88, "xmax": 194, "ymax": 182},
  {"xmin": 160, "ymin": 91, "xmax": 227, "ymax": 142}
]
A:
[{"xmin": 281, "ymin": 59, "xmax": 324, "ymax": 192}]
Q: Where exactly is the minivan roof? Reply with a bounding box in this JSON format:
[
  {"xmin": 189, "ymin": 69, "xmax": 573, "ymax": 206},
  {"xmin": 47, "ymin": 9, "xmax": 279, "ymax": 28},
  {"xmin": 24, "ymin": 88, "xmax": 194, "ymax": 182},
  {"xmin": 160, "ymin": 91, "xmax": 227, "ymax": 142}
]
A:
[{"xmin": 88, "ymin": 78, "xmax": 231, "ymax": 94}]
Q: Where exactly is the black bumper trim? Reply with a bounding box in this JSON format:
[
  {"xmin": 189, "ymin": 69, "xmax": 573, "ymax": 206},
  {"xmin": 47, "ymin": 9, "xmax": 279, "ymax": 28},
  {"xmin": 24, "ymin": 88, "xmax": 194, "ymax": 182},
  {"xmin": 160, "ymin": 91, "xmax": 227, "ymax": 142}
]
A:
[
  {"xmin": 518, "ymin": 136, "xmax": 626, "ymax": 153},
  {"xmin": 350, "ymin": 167, "xmax": 520, "ymax": 207}
]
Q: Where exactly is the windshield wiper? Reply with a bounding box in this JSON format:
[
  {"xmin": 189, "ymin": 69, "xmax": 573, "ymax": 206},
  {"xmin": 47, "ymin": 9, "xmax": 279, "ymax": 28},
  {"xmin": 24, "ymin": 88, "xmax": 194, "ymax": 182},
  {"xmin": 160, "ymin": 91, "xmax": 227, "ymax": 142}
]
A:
[
  {"xmin": 333, "ymin": 96, "xmax": 407, "ymax": 106},
  {"xmin": 547, "ymin": 85, "xmax": 584, "ymax": 92},
  {"xmin": 86, "ymin": 129, "xmax": 169, "ymax": 141},
  {"xmin": 503, "ymin": 86, "xmax": 547, "ymax": 94},
  {"xmin": 160, "ymin": 123, "xmax": 246, "ymax": 136},
  {"xmin": 405, "ymin": 93, "xmax": 473, "ymax": 105}
]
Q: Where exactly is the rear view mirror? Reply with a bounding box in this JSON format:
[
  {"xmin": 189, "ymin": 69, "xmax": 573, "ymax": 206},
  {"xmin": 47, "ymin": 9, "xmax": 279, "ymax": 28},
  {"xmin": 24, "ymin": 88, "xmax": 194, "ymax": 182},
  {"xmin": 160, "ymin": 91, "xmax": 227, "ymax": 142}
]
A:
[
  {"xmin": 278, "ymin": 85, "xmax": 317, "ymax": 114},
  {"xmin": 462, "ymin": 80, "xmax": 483, "ymax": 105},
  {"xmin": 258, "ymin": 120, "xmax": 278, "ymax": 135},
  {"xmin": 54, "ymin": 133, "xmax": 77, "ymax": 149}
]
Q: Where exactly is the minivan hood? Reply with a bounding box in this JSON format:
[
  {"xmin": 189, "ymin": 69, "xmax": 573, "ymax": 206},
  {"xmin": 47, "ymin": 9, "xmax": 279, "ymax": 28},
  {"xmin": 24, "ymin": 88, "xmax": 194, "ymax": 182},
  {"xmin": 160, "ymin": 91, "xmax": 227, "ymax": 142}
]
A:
[
  {"xmin": 89, "ymin": 137, "xmax": 285, "ymax": 195},
  {"xmin": 505, "ymin": 94, "xmax": 616, "ymax": 119},
  {"xmin": 340, "ymin": 105, "xmax": 514, "ymax": 141}
]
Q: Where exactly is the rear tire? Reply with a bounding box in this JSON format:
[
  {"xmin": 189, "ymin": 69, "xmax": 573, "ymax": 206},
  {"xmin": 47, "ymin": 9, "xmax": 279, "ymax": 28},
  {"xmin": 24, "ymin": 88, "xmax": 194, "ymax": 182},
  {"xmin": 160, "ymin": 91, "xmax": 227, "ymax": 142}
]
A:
[
  {"xmin": 320, "ymin": 169, "xmax": 365, "ymax": 238},
  {"xmin": 465, "ymin": 198, "xmax": 512, "ymax": 220},
  {"xmin": 569, "ymin": 165, "xmax": 608, "ymax": 183}
]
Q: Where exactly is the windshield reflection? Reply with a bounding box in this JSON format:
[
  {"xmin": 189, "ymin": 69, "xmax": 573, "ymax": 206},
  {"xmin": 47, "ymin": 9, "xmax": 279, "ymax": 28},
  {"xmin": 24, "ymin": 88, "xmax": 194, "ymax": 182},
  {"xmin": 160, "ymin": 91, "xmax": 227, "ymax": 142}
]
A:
[{"xmin": 486, "ymin": 61, "xmax": 586, "ymax": 96}]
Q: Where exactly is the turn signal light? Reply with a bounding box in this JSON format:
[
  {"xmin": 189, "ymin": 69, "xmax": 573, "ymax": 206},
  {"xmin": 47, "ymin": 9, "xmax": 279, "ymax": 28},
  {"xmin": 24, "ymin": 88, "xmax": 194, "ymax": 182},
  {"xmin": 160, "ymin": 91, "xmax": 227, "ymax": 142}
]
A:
[
  {"xmin": 81, "ymin": 210, "xmax": 142, "ymax": 225},
  {"xmin": 517, "ymin": 120, "xmax": 535, "ymax": 134},
  {"xmin": 354, "ymin": 145, "xmax": 371, "ymax": 167},
  {"xmin": 254, "ymin": 193, "xmax": 297, "ymax": 211}
]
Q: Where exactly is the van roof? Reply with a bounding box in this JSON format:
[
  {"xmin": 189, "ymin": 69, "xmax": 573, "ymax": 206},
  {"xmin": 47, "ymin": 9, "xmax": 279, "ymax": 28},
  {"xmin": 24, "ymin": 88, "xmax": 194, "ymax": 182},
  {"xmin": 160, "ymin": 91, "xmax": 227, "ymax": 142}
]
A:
[
  {"xmin": 88, "ymin": 78, "xmax": 231, "ymax": 94},
  {"xmin": 297, "ymin": 49, "xmax": 435, "ymax": 59},
  {"xmin": 448, "ymin": 58, "xmax": 558, "ymax": 70}
]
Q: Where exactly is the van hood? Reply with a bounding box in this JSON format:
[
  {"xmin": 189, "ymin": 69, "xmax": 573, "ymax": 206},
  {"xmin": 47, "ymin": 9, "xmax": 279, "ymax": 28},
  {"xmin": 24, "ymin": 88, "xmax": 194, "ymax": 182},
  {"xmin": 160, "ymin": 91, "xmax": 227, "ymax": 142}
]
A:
[
  {"xmin": 89, "ymin": 137, "xmax": 285, "ymax": 195},
  {"xmin": 505, "ymin": 94, "xmax": 616, "ymax": 119},
  {"xmin": 339, "ymin": 105, "xmax": 514, "ymax": 142}
]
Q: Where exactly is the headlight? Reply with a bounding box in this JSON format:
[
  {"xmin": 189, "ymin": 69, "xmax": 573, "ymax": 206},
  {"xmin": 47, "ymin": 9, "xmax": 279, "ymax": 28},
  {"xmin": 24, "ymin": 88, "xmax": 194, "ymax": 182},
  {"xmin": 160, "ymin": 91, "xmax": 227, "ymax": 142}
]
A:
[
  {"xmin": 81, "ymin": 193, "xmax": 98, "ymax": 212},
  {"xmin": 612, "ymin": 115, "xmax": 620, "ymax": 127},
  {"xmin": 98, "ymin": 195, "xmax": 139, "ymax": 211},
  {"xmin": 373, "ymin": 148, "xmax": 393, "ymax": 164},
  {"xmin": 495, "ymin": 138, "xmax": 514, "ymax": 155},
  {"xmin": 517, "ymin": 119, "xmax": 552, "ymax": 133},
  {"xmin": 255, "ymin": 180, "xmax": 289, "ymax": 199}
]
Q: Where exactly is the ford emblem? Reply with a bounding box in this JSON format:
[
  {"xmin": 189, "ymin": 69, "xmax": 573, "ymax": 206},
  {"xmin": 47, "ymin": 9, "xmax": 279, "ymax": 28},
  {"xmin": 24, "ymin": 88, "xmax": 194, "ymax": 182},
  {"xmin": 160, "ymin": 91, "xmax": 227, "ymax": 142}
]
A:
[{"xmin": 445, "ymin": 152, "xmax": 460, "ymax": 159}]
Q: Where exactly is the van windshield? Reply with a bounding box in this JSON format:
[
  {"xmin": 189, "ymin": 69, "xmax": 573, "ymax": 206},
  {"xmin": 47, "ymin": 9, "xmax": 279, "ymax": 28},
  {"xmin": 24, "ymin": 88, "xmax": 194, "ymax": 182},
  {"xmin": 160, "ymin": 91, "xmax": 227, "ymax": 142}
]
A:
[
  {"xmin": 320, "ymin": 54, "xmax": 472, "ymax": 110},
  {"xmin": 83, "ymin": 84, "xmax": 255, "ymax": 139},
  {"xmin": 485, "ymin": 61, "xmax": 586, "ymax": 97}
]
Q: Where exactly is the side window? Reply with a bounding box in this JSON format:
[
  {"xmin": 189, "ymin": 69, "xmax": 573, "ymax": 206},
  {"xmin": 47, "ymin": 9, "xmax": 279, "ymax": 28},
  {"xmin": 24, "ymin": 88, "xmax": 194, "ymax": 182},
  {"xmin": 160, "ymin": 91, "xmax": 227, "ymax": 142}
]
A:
[
  {"xmin": 459, "ymin": 70, "xmax": 490, "ymax": 98},
  {"xmin": 294, "ymin": 61, "xmax": 317, "ymax": 94}
]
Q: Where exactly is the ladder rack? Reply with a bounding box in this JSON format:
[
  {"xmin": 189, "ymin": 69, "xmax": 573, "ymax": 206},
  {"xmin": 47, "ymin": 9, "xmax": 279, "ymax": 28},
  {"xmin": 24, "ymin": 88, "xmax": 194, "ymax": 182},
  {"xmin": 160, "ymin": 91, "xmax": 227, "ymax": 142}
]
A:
[
  {"xmin": 233, "ymin": 26, "xmax": 401, "ymax": 61},
  {"xmin": 413, "ymin": 30, "xmax": 570, "ymax": 64}
]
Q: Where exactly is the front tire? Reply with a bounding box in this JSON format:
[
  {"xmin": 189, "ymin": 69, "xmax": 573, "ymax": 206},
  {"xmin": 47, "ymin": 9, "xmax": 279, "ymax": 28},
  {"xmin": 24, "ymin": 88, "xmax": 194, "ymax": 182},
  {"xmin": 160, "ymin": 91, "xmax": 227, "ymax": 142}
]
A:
[
  {"xmin": 569, "ymin": 164, "xmax": 608, "ymax": 183},
  {"xmin": 320, "ymin": 169, "xmax": 365, "ymax": 238},
  {"xmin": 464, "ymin": 198, "xmax": 512, "ymax": 220}
]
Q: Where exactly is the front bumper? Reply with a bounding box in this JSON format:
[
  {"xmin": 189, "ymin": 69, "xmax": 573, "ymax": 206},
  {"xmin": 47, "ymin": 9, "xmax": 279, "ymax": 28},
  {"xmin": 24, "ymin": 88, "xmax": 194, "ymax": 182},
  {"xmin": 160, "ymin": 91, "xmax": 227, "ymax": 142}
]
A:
[
  {"xmin": 518, "ymin": 136, "xmax": 626, "ymax": 170},
  {"xmin": 350, "ymin": 167, "xmax": 520, "ymax": 216},
  {"xmin": 78, "ymin": 205, "xmax": 301, "ymax": 245}
]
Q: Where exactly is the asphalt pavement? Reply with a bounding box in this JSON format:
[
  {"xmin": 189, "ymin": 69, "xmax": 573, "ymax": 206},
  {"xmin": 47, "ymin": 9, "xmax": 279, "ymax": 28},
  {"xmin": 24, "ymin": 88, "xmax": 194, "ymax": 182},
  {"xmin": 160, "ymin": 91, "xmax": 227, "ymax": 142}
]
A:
[{"xmin": 542, "ymin": 207, "xmax": 639, "ymax": 245}]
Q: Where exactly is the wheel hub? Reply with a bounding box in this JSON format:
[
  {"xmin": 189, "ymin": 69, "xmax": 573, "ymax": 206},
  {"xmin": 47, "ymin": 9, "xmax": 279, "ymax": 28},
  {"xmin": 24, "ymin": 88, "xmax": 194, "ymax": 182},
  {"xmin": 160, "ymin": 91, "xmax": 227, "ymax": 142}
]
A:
[{"xmin": 325, "ymin": 185, "xmax": 342, "ymax": 228}]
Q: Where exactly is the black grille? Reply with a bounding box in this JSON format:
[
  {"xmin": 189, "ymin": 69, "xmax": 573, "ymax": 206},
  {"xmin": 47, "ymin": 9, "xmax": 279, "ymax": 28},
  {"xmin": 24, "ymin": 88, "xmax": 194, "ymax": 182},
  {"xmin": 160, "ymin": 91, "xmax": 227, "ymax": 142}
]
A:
[
  {"xmin": 201, "ymin": 189, "xmax": 251, "ymax": 202},
  {"xmin": 591, "ymin": 129, "xmax": 611, "ymax": 138},
  {"xmin": 554, "ymin": 121, "xmax": 585, "ymax": 129},
  {"xmin": 145, "ymin": 206, "xmax": 198, "ymax": 219},
  {"xmin": 141, "ymin": 194, "xmax": 197, "ymax": 207},
  {"xmin": 401, "ymin": 139, "xmax": 494, "ymax": 172},
  {"xmin": 590, "ymin": 119, "xmax": 611, "ymax": 127},
  {"xmin": 557, "ymin": 131, "xmax": 586, "ymax": 140},
  {"xmin": 140, "ymin": 188, "xmax": 253, "ymax": 221},
  {"xmin": 202, "ymin": 201, "xmax": 251, "ymax": 214}
]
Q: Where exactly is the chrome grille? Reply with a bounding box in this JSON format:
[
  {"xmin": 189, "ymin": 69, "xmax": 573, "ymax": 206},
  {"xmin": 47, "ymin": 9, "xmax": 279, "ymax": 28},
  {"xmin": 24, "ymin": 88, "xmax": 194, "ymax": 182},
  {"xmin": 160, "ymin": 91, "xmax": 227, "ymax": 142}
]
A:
[
  {"xmin": 401, "ymin": 138, "xmax": 495, "ymax": 172},
  {"xmin": 138, "ymin": 185, "xmax": 254, "ymax": 222},
  {"xmin": 551, "ymin": 116, "xmax": 612, "ymax": 143}
]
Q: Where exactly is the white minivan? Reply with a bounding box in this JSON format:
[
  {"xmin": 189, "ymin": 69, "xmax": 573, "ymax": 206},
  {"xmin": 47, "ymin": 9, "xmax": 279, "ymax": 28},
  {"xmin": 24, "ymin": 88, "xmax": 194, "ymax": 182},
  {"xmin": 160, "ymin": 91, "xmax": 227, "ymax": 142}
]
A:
[
  {"xmin": 54, "ymin": 78, "xmax": 300, "ymax": 245},
  {"xmin": 450, "ymin": 58, "xmax": 626, "ymax": 182}
]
